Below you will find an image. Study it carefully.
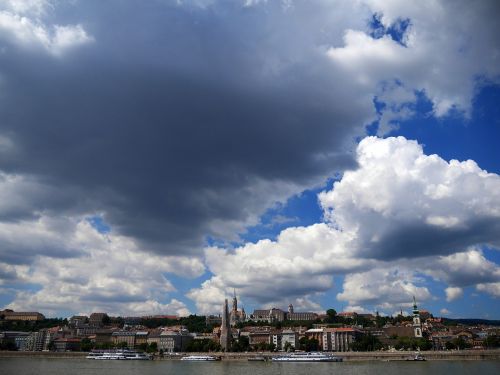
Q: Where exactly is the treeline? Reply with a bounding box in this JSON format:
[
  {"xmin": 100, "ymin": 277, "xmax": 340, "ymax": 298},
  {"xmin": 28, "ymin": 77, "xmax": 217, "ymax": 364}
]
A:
[
  {"xmin": 349, "ymin": 335, "xmax": 432, "ymax": 351},
  {"xmin": 0, "ymin": 318, "xmax": 67, "ymax": 332},
  {"xmin": 140, "ymin": 315, "xmax": 208, "ymax": 333},
  {"xmin": 442, "ymin": 318, "xmax": 500, "ymax": 327}
]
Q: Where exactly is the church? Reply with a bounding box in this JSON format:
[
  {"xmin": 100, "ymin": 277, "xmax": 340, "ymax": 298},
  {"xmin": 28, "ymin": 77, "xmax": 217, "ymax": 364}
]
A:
[{"xmin": 229, "ymin": 290, "xmax": 246, "ymax": 326}]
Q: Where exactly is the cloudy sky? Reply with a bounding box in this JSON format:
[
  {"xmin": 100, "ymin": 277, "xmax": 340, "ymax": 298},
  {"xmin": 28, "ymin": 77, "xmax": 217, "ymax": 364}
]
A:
[{"xmin": 0, "ymin": 0, "xmax": 499, "ymax": 319}]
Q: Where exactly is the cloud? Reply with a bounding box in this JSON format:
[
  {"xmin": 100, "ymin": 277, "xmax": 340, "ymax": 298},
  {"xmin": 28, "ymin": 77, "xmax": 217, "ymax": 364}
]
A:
[
  {"xmin": 440, "ymin": 308, "xmax": 451, "ymax": 315},
  {"xmin": 1, "ymin": 215, "xmax": 204, "ymax": 316},
  {"xmin": 329, "ymin": 0, "xmax": 500, "ymax": 118},
  {"xmin": 320, "ymin": 136, "xmax": 500, "ymax": 261},
  {"xmin": 0, "ymin": 1, "xmax": 499, "ymax": 315},
  {"xmin": 425, "ymin": 250, "xmax": 500, "ymax": 288},
  {"xmin": 336, "ymin": 267, "xmax": 431, "ymax": 310},
  {"xmin": 188, "ymin": 136, "xmax": 500, "ymax": 313},
  {"xmin": 445, "ymin": 287, "xmax": 463, "ymax": 302},
  {"xmin": 0, "ymin": 2, "xmax": 92, "ymax": 55},
  {"xmin": 476, "ymin": 282, "xmax": 500, "ymax": 298}
]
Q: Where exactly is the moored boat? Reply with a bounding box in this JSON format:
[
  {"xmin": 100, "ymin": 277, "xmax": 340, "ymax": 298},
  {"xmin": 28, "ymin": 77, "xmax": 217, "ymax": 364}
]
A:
[
  {"xmin": 181, "ymin": 355, "xmax": 220, "ymax": 361},
  {"xmin": 86, "ymin": 349, "xmax": 151, "ymax": 360},
  {"xmin": 272, "ymin": 352, "xmax": 343, "ymax": 362}
]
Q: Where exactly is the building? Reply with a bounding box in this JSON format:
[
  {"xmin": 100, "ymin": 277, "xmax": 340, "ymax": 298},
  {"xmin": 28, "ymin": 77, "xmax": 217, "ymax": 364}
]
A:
[
  {"xmin": 206, "ymin": 315, "xmax": 222, "ymax": 326},
  {"xmin": 95, "ymin": 329, "xmax": 113, "ymax": 345},
  {"xmin": 42, "ymin": 326, "xmax": 61, "ymax": 350},
  {"xmin": 89, "ymin": 313, "xmax": 108, "ymax": 327},
  {"xmin": 249, "ymin": 305, "xmax": 317, "ymax": 323},
  {"xmin": 229, "ymin": 291, "xmax": 246, "ymax": 326},
  {"xmin": 412, "ymin": 297, "xmax": 423, "ymax": 338},
  {"xmin": 286, "ymin": 304, "xmax": 318, "ymax": 321},
  {"xmin": 305, "ymin": 328, "xmax": 325, "ymax": 349},
  {"xmin": 25, "ymin": 331, "xmax": 47, "ymax": 351},
  {"xmin": 111, "ymin": 331, "xmax": 136, "ymax": 348},
  {"xmin": 0, "ymin": 331, "xmax": 31, "ymax": 350},
  {"xmin": 322, "ymin": 328, "xmax": 363, "ymax": 352},
  {"xmin": 248, "ymin": 331, "xmax": 271, "ymax": 347},
  {"xmin": 220, "ymin": 299, "xmax": 232, "ymax": 351},
  {"xmin": 147, "ymin": 330, "xmax": 161, "ymax": 349},
  {"xmin": 250, "ymin": 308, "xmax": 285, "ymax": 323},
  {"xmin": 0, "ymin": 310, "xmax": 45, "ymax": 321},
  {"xmin": 159, "ymin": 330, "xmax": 193, "ymax": 352},
  {"xmin": 281, "ymin": 329, "xmax": 298, "ymax": 351},
  {"xmin": 15, "ymin": 334, "xmax": 30, "ymax": 351},
  {"xmin": 53, "ymin": 338, "xmax": 81, "ymax": 352},
  {"xmin": 135, "ymin": 331, "xmax": 149, "ymax": 347},
  {"xmin": 69, "ymin": 315, "xmax": 88, "ymax": 328},
  {"xmin": 270, "ymin": 330, "xmax": 282, "ymax": 350}
]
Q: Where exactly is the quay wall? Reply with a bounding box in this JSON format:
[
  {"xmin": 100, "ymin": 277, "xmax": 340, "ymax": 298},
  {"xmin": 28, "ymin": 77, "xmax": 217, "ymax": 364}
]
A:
[{"xmin": 0, "ymin": 349, "xmax": 499, "ymax": 361}]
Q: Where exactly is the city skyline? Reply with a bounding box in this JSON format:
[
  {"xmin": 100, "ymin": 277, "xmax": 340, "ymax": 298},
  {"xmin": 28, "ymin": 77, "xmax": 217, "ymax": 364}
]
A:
[{"xmin": 0, "ymin": 1, "xmax": 499, "ymax": 319}]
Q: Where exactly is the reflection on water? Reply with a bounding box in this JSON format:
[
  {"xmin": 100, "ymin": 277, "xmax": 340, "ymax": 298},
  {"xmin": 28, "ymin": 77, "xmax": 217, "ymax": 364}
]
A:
[{"xmin": 0, "ymin": 358, "xmax": 499, "ymax": 375}]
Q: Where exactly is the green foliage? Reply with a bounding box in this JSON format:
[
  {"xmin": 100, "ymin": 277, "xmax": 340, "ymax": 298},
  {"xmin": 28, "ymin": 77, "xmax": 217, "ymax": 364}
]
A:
[
  {"xmin": 253, "ymin": 342, "xmax": 276, "ymax": 351},
  {"xmin": 185, "ymin": 338, "xmax": 221, "ymax": 352},
  {"xmin": 394, "ymin": 336, "xmax": 432, "ymax": 351},
  {"xmin": 117, "ymin": 341, "xmax": 128, "ymax": 349},
  {"xmin": 350, "ymin": 334, "xmax": 383, "ymax": 351},
  {"xmin": 298, "ymin": 337, "xmax": 319, "ymax": 351},
  {"xmin": 0, "ymin": 340, "xmax": 18, "ymax": 351},
  {"xmin": 147, "ymin": 342, "xmax": 158, "ymax": 353},
  {"xmin": 483, "ymin": 335, "xmax": 500, "ymax": 348},
  {"xmin": 232, "ymin": 336, "xmax": 250, "ymax": 352},
  {"xmin": 80, "ymin": 338, "xmax": 93, "ymax": 352},
  {"xmin": 0, "ymin": 318, "xmax": 67, "ymax": 332},
  {"xmin": 283, "ymin": 341, "xmax": 295, "ymax": 352},
  {"xmin": 94, "ymin": 342, "xmax": 114, "ymax": 350},
  {"xmin": 444, "ymin": 337, "xmax": 477, "ymax": 350},
  {"xmin": 140, "ymin": 315, "xmax": 208, "ymax": 333}
]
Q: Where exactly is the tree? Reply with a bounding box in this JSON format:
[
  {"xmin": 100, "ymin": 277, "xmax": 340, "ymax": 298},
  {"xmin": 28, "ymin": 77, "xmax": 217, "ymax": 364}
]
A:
[
  {"xmin": 483, "ymin": 335, "xmax": 500, "ymax": 348},
  {"xmin": 232, "ymin": 336, "xmax": 250, "ymax": 352},
  {"xmin": 350, "ymin": 334, "xmax": 382, "ymax": 351},
  {"xmin": 80, "ymin": 338, "xmax": 93, "ymax": 352},
  {"xmin": 148, "ymin": 342, "xmax": 158, "ymax": 353},
  {"xmin": 299, "ymin": 337, "xmax": 319, "ymax": 351},
  {"xmin": 325, "ymin": 309, "xmax": 337, "ymax": 323}
]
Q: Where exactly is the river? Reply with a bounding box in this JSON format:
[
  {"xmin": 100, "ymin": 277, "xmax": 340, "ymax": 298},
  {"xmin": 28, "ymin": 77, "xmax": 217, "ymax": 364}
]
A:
[{"xmin": 1, "ymin": 358, "xmax": 499, "ymax": 375}]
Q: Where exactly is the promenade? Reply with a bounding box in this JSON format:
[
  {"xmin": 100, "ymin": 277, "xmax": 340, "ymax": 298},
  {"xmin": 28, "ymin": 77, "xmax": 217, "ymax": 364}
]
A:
[{"xmin": 1, "ymin": 349, "xmax": 499, "ymax": 361}]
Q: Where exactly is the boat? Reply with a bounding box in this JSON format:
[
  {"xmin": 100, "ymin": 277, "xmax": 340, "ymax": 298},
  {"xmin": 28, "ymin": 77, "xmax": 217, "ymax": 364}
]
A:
[
  {"xmin": 272, "ymin": 352, "xmax": 343, "ymax": 362},
  {"xmin": 181, "ymin": 355, "xmax": 220, "ymax": 361},
  {"xmin": 86, "ymin": 349, "xmax": 151, "ymax": 360},
  {"xmin": 408, "ymin": 353, "xmax": 426, "ymax": 361}
]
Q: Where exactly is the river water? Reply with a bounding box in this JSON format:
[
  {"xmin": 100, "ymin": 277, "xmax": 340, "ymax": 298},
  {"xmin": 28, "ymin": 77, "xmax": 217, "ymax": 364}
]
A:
[{"xmin": 0, "ymin": 358, "xmax": 499, "ymax": 375}]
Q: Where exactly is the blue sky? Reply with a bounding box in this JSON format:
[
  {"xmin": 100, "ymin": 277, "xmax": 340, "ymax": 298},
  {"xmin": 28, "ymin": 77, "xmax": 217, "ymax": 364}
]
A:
[{"xmin": 0, "ymin": 0, "xmax": 499, "ymax": 319}]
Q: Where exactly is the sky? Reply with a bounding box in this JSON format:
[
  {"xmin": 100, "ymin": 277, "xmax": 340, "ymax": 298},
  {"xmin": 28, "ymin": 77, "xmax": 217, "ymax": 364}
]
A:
[{"xmin": 0, "ymin": 0, "xmax": 499, "ymax": 320}]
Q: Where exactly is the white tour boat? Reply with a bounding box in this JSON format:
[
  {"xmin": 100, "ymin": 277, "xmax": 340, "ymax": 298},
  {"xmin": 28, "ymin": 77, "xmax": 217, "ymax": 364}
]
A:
[
  {"xmin": 272, "ymin": 352, "xmax": 343, "ymax": 362},
  {"xmin": 86, "ymin": 349, "xmax": 151, "ymax": 360},
  {"xmin": 181, "ymin": 355, "xmax": 220, "ymax": 361}
]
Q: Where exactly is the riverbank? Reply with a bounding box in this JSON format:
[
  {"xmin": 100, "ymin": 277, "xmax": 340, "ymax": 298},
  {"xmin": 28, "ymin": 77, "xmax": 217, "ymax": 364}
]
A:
[{"xmin": 1, "ymin": 349, "xmax": 499, "ymax": 361}]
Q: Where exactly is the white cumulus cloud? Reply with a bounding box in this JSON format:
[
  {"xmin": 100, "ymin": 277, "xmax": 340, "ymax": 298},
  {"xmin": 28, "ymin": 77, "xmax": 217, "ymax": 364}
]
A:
[{"xmin": 189, "ymin": 136, "xmax": 500, "ymax": 313}]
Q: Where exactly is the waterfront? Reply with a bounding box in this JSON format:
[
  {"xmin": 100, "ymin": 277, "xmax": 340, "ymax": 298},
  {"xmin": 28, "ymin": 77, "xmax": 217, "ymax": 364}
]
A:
[{"xmin": 0, "ymin": 357, "xmax": 499, "ymax": 375}]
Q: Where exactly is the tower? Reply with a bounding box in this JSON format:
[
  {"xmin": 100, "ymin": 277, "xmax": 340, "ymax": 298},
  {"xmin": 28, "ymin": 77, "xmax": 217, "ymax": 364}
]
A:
[
  {"xmin": 288, "ymin": 303, "xmax": 294, "ymax": 314},
  {"xmin": 412, "ymin": 296, "xmax": 423, "ymax": 338},
  {"xmin": 220, "ymin": 299, "xmax": 231, "ymax": 351},
  {"xmin": 232, "ymin": 289, "xmax": 237, "ymax": 312}
]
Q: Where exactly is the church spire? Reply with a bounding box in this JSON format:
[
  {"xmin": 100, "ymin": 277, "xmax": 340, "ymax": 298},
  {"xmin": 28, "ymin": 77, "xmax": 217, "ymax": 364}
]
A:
[
  {"xmin": 232, "ymin": 289, "xmax": 237, "ymax": 312},
  {"xmin": 412, "ymin": 296, "xmax": 422, "ymax": 338}
]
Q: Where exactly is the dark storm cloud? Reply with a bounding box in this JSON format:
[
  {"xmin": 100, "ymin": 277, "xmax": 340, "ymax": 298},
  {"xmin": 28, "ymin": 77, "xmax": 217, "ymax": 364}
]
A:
[
  {"xmin": 0, "ymin": 1, "xmax": 371, "ymax": 255},
  {"xmin": 367, "ymin": 218, "xmax": 500, "ymax": 261}
]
